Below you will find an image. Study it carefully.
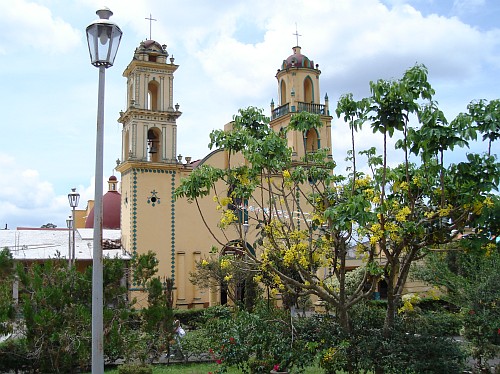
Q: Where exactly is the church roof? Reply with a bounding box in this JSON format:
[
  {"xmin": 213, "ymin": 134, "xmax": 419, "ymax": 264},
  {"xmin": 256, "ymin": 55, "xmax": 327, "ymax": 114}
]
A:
[
  {"xmin": 85, "ymin": 176, "xmax": 121, "ymax": 229},
  {"xmin": 281, "ymin": 46, "xmax": 316, "ymax": 70},
  {"xmin": 0, "ymin": 228, "xmax": 129, "ymax": 261}
]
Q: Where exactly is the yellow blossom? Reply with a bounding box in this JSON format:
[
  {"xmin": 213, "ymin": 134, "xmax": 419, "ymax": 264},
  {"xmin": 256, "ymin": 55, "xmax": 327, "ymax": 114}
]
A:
[
  {"xmin": 412, "ymin": 175, "xmax": 422, "ymax": 187},
  {"xmin": 395, "ymin": 206, "xmax": 411, "ymax": 222},
  {"xmin": 201, "ymin": 259, "xmax": 209, "ymax": 267},
  {"xmin": 484, "ymin": 196, "xmax": 494, "ymax": 208},
  {"xmin": 438, "ymin": 205, "xmax": 453, "ymax": 217},
  {"xmin": 224, "ymin": 274, "xmax": 233, "ymax": 282},
  {"xmin": 220, "ymin": 258, "xmax": 231, "ymax": 270}
]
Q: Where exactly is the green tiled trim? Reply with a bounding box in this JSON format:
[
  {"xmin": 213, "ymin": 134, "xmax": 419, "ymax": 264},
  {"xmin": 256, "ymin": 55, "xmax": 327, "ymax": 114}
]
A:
[
  {"xmin": 170, "ymin": 172, "xmax": 176, "ymax": 282},
  {"xmin": 131, "ymin": 169, "xmax": 138, "ymax": 287},
  {"xmin": 130, "ymin": 168, "xmax": 177, "ymax": 283}
]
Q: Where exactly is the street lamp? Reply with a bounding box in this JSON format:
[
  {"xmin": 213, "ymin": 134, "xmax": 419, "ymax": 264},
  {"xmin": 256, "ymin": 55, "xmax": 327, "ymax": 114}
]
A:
[
  {"xmin": 86, "ymin": 7, "xmax": 122, "ymax": 374},
  {"xmin": 66, "ymin": 215, "xmax": 73, "ymax": 268},
  {"xmin": 67, "ymin": 188, "xmax": 80, "ymax": 267}
]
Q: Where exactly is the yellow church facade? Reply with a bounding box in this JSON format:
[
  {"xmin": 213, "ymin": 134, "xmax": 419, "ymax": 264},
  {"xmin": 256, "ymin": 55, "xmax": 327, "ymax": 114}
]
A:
[{"xmin": 114, "ymin": 39, "xmax": 359, "ymax": 309}]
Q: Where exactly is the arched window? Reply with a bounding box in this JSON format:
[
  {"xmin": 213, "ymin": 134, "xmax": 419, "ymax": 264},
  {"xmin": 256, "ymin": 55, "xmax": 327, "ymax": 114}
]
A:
[
  {"xmin": 303, "ymin": 76, "xmax": 313, "ymax": 103},
  {"xmin": 124, "ymin": 130, "xmax": 131, "ymax": 160},
  {"xmin": 147, "ymin": 80, "xmax": 160, "ymax": 111},
  {"xmin": 280, "ymin": 79, "xmax": 287, "ymax": 105}
]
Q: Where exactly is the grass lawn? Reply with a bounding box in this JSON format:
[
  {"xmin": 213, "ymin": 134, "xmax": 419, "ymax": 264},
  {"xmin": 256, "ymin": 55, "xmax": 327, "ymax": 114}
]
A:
[{"xmin": 96, "ymin": 362, "xmax": 325, "ymax": 373}]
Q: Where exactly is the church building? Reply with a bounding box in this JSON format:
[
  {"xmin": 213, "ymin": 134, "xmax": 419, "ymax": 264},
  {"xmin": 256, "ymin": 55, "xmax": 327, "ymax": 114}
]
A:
[{"xmin": 114, "ymin": 39, "xmax": 333, "ymax": 308}]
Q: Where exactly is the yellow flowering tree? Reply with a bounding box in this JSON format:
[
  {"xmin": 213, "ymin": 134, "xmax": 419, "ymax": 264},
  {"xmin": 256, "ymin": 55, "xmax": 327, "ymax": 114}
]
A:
[
  {"xmin": 337, "ymin": 64, "xmax": 500, "ymax": 335},
  {"xmin": 176, "ymin": 66, "xmax": 500, "ymax": 336},
  {"xmin": 176, "ymin": 107, "xmax": 382, "ymax": 332}
]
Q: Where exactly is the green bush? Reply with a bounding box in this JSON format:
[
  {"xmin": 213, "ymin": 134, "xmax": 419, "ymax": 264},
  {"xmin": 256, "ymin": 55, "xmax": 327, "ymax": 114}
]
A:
[
  {"xmin": 0, "ymin": 338, "xmax": 32, "ymax": 372},
  {"xmin": 203, "ymin": 304, "xmax": 315, "ymax": 373},
  {"xmin": 419, "ymin": 310, "xmax": 462, "ymax": 336},
  {"xmin": 174, "ymin": 307, "xmax": 206, "ymax": 328},
  {"xmin": 118, "ymin": 363, "xmax": 153, "ymax": 374}
]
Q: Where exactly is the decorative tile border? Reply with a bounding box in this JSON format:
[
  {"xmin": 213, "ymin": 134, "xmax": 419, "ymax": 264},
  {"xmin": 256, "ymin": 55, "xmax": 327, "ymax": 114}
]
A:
[{"xmin": 129, "ymin": 168, "xmax": 177, "ymax": 283}]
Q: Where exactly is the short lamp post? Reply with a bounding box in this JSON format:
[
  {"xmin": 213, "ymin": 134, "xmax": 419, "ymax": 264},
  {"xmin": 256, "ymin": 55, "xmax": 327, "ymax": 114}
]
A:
[
  {"xmin": 66, "ymin": 215, "xmax": 73, "ymax": 268},
  {"xmin": 86, "ymin": 7, "xmax": 122, "ymax": 374},
  {"xmin": 67, "ymin": 188, "xmax": 80, "ymax": 268}
]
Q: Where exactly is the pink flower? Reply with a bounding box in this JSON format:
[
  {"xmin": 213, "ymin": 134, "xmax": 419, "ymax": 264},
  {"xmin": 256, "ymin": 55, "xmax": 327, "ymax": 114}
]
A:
[
  {"xmin": 273, "ymin": 364, "xmax": 280, "ymax": 371},
  {"xmin": 216, "ymin": 359, "xmax": 222, "ymax": 364}
]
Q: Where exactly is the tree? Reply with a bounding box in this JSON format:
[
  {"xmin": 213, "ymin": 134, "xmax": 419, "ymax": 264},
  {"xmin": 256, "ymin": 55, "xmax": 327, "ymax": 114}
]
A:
[
  {"xmin": 175, "ymin": 65, "xmax": 500, "ymax": 338},
  {"xmin": 338, "ymin": 64, "xmax": 500, "ymax": 335},
  {"xmin": 130, "ymin": 251, "xmax": 175, "ymax": 362},
  {"xmin": 16, "ymin": 257, "xmax": 133, "ymax": 372},
  {"xmin": 40, "ymin": 223, "xmax": 57, "ymax": 228},
  {"xmin": 415, "ymin": 195, "xmax": 500, "ymax": 371},
  {"xmin": 176, "ymin": 107, "xmax": 380, "ymax": 332},
  {"xmin": 0, "ymin": 247, "xmax": 15, "ymax": 337}
]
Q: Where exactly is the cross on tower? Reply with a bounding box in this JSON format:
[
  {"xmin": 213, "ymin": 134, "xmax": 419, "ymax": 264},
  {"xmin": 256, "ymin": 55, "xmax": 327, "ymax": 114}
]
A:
[
  {"xmin": 293, "ymin": 23, "xmax": 302, "ymax": 46},
  {"xmin": 145, "ymin": 13, "xmax": 157, "ymax": 40}
]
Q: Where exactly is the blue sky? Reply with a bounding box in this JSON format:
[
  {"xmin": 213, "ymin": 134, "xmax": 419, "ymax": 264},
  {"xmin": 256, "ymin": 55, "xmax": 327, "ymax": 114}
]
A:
[{"xmin": 0, "ymin": 0, "xmax": 499, "ymax": 229}]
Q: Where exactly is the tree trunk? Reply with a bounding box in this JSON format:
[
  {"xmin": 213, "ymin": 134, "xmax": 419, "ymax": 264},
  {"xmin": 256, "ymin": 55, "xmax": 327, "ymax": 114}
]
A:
[
  {"xmin": 383, "ymin": 259, "xmax": 399, "ymax": 338},
  {"xmin": 337, "ymin": 306, "xmax": 351, "ymax": 335}
]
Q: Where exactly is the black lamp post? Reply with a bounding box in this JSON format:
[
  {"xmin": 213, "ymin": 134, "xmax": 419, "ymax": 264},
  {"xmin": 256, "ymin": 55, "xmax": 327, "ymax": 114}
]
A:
[{"xmin": 86, "ymin": 7, "xmax": 122, "ymax": 374}]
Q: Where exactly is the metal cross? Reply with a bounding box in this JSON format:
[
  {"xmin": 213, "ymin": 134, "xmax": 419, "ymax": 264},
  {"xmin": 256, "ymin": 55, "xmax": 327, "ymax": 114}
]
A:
[
  {"xmin": 145, "ymin": 13, "xmax": 157, "ymax": 40},
  {"xmin": 293, "ymin": 23, "xmax": 302, "ymax": 46}
]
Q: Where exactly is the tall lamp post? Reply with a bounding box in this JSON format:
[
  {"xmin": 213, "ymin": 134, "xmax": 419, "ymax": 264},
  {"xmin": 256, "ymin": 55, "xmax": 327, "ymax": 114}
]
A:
[
  {"xmin": 86, "ymin": 7, "xmax": 122, "ymax": 374},
  {"xmin": 66, "ymin": 215, "xmax": 73, "ymax": 268},
  {"xmin": 67, "ymin": 188, "xmax": 80, "ymax": 267}
]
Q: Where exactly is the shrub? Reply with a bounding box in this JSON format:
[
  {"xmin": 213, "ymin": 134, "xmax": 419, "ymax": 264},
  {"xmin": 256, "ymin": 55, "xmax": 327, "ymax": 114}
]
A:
[
  {"xmin": 203, "ymin": 304, "xmax": 315, "ymax": 373},
  {"xmin": 0, "ymin": 338, "xmax": 32, "ymax": 372},
  {"xmin": 174, "ymin": 307, "xmax": 207, "ymax": 328}
]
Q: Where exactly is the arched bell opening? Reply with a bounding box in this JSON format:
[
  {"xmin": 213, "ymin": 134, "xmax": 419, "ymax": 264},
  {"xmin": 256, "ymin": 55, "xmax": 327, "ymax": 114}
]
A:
[
  {"xmin": 147, "ymin": 80, "xmax": 160, "ymax": 111},
  {"xmin": 304, "ymin": 128, "xmax": 320, "ymax": 153},
  {"xmin": 147, "ymin": 127, "xmax": 161, "ymax": 162}
]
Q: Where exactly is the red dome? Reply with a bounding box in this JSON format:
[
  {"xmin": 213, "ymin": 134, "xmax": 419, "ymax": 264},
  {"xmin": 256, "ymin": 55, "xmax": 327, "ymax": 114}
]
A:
[
  {"xmin": 85, "ymin": 191, "xmax": 121, "ymax": 229},
  {"xmin": 281, "ymin": 46, "xmax": 315, "ymax": 70}
]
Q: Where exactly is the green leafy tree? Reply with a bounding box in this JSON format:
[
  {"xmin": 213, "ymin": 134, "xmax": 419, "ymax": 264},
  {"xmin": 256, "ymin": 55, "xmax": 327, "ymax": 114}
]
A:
[
  {"xmin": 176, "ymin": 107, "xmax": 380, "ymax": 332},
  {"xmin": 131, "ymin": 251, "xmax": 175, "ymax": 362},
  {"xmin": 338, "ymin": 64, "xmax": 500, "ymax": 335},
  {"xmin": 415, "ymin": 196, "xmax": 500, "ymax": 371},
  {"xmin": 17, "ymin": 257, "xmax": 134, "ymax": 372},
  {"xmin": 40, "ymin": 223, "xmax": 57, "ymax": 228},
  {"xmin": 176, "ymin": 66, "xmax": 500, "ymax": 339},
  {"xmin": 0, "ymin": 247, "xmax": 15, "ymax": 337}
]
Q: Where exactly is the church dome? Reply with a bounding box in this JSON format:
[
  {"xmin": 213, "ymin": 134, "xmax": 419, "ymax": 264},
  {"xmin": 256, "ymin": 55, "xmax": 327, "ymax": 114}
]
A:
[
  {"xmin": 85, "ymin": 176, "xmax": 121, "ymax": 229},
  {"xmin": 134, "ymin": 39, "xmax": 169, "ymax": 60},
  {"xmin": 281, "ymin": 46, "xmax": 316, "ymax": 70}
]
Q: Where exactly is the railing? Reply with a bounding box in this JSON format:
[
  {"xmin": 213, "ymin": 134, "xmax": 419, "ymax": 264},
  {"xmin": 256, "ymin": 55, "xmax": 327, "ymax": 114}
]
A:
[
  {"xmin": 271, "ymin": 103, "xmax": 290, "ymax": 120},
  {"xmin": 272, "ymin": 102, "xmax": 327, "ymax": 120},
  {"xmin": 297, "ymin": 102, "xmax": 326, "ymax": 115}
]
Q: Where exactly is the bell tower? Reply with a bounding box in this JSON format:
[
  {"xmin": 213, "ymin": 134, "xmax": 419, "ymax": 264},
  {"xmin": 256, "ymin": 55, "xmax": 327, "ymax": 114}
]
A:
[
  {"xmin": 116, "ymin": 39, "xmax": 187, "ymax": 291},
  {"xmin": 118, "ymin": 40, "xmax": 181, "ymax": 163},
  {"xmin": 270, "ymin": 45, "xmax": 332, "ymax": 159}
]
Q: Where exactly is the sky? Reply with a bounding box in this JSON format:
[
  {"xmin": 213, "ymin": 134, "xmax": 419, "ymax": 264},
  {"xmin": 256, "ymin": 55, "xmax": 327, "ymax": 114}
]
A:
[{"xmin": 0, "ymin": 0, "xmax": 499, "ymax": 229}]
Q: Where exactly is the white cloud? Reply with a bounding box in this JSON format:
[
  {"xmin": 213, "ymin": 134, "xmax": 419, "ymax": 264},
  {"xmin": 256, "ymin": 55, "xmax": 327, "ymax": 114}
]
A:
[{"xmin": 0, "ymin": 0, "xmax": 81, "ymax": 54}]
